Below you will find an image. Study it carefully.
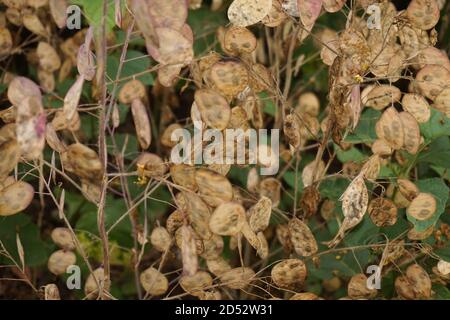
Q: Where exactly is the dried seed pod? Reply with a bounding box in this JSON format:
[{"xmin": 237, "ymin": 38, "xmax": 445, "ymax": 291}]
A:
[
  {"xmin": 276, "ymin": 223, "xmax": 292, "ymax": 252},
  {"xmin": 174, "ymin": 225, "xmax": 204, "ymax": 254},
  {"xmin": 84, "ymin": 267, "xmax": 106, "ymax": 300},
  {"xmin": 77, "ymin": 43, "xmax": 96, "ymax": 81},
  {"xmin": 414, "ymin": 47, "xmax": 450, "ymax": 72},
  {"xmin": 118, "ymin": 80, "xmax": 146, "ymax": 105},
  {"xmin": 368, "ymin": 197, "xmax": 398, "ymax": 227},
  {"xmin": 80, "ymin": 179, "xmax": 101, "ymax": 204},
  {"xmin": 248, "ymin": 196, "xmax": 272, "ymax": 232},
  {"xmin": 209, "ymin": 61, "xmax": 249, "ymax": 98},
  {"xmin": 365, "ymin": 85, "xmax": 401, "ymax": 110},
  {"xmin": 63, "ymin": 75, "xmax": 84, "ymax": 122},
  {"xmin": 0, "ymin": 181, "xmax": 34, "ymax": 216},
  {"xmin": 300, "ymin": 185, "xmax": 321, "ymax": 218},
  {"xmin": 397, "ymin": 179, "xmax": 419, "ymax": 201},
  {"xmin": 437, "ymin": 260, "xmax": 450, "ymax": 276},
  {"xmin": 51, "ymin": 227, "xmax": 76, "ymax": 250},
  {"xmin": 271, "ymin": 259, "xmax": 307, "ymax": 290},
  {"xmin": 406, "ymin": 0, "xmax": 439, "ymax": 30},
  {"xmin": 396, "ymin": 264, "xmax": 432, "ymax": 299},
  {"xmin": 47, "ymin": 250, "xmax": 76, "ymax": 275},
  {"xmin": 375, "ymin": 107, "xmax": 404, "ymax": 150},
  {"xmin": 131, "ymin": 99, "xmax": 152, "ymax": 149},
  {"xmin": 37, "ymin": 68, "xmax": 55, "ymax": 92},
  {"xmin": 296, "ymin": 92, "xmax": 320, "ymax": 117},
  {"xmin": 261, "ymin": 0, "xmax": 287, "ymax": 27},
  {"xmin": 166, "ymin": 210, "xmax": 184, "ymax": 234},
  {"xmin": 223, "ymin": 26, "xmax": 257, "ymax": 55},
  {"xmin": 401, "ymin": 94, "xmax": 431, "ymax": 123},
  {"xmin": 415, "ymin": 65, "xmax": 450, "ymax": 100},
  {"xmin": 219, "ymin": 267, "xmax": 255, "ymax": 289},
  {"xmin": 259, "ymin": 178, "xmax": 281, "ymax": 207},
  {"xmin": 348, "ymin": 274, "xmax": 377, "ymax": 299},
  {"xmin": 206, "ymin": 257, "xmax": 232, "ymax": 276},
  {"xmin": 209, "ymin": 202, "xmax": 246, "ymax": 236},
  {"xmin": 0, "ymin": 27, "xmax": 12, "ymax": 56},
  {"xmin": 155, "ymin": 27, "xmax": 193, "ymax": 66},
  {"xmin": 23, "ymin": 13, "xmax": 47, "ymax": 37},
  {"xmin": 180, "ymin": 225, "xmax": 199, "ymax": 276},
  {"xmin": 136, "ymin": 152, "xmax": 167, "ymax": 177},
  {"xmin": 283, "ymin": 114, "xmax": 302, "ymax": 149},
  {"xmin": 256, "ymin": 232, "xmax": 269, "ymax": 258},
  {"xmin": 322, "ymin": 0, "xmax": 345, "ymax": 12},
  {"xmin": 64, "ymin": 143, "xmax": 103, "ymax": 179},
  {"xmin": 320, "ymin": 199, "xmax": 336, "ymax": 221},
  {"xmin": 150, "ymin": 226, "xmax": 172, "ymax": 252},
  {"xmin": 194, "ymin": 89, "xmax": 231, "ymax": 130},
  {"xmin": 49, "ymin": 0, "xmax": 67, "ymax": 28},
  {"xmin": 407, "ymin": 225, "xmax": 434, "ymax": 240},
  {"xmin": 0, "ymin": 140, "xmax": 20, "ymax": 179},
  {"xmin": 289, "ymin": 217, "xmax": 318, "ymax": 256},
  {"xmin": 43, "ymin": 283, "xmax": 60, "ymax": 300},
  {"xmin": 0, "ymin": 106, "xmax": 16, "ymax": 124},
  {"xmin": 195, "ymin": 168, "xmax": 233, "ymax": 207},
  {"xmin": 37, "ymin": 42, "xmax": 61, "ymax": 73},
  {"xmin": 227, "ymin": 0, "xmax": 272, "ymax": 27},
  {"xmin": 170, "ymin": 164, "xmax": 197, "ymax": 191},
  {"xmin": 161, "ymin": 123, "xmax": 183, "ymax": 148},
  {"xmin": 180, "ymin": 271, "xmax": 213, "ymax": 297},
  {"xmin": 361, "ymin": 154, "xmax": 381, "ymax": 180},
  {"xmin": 184, "ymin": 192, "xmax": 212, "ymax": 240},
  {"xmin": 207, "ymin": 164, "xmax": 231, "ymax": 176},
  {"xmin": 407, "ymin": 192, "xmax": 436, "ymax": 221},
  {"xmin": 371, "ymin": 139, "xmax": 393, "ymax": 156},
  {"xmin": 298, "ymin": 0, "xmax": 322, "ymax": 31},
  {"xmin": 398, "ymin": 112, "xmax": 421, "ymax": 155},
  {"xmin": 7, "ymin": 76, "xmax": 42, "ymax": 107},
  {"xmin": 247, "ymin": 167, "xmax": 259, "ymax": 193},
  {"xmin": 140, "ymin": 267, "xmax": 168, "ymax": 296},
  {"xmin": 434, "ymin": 87, "xmax": 450, "ymax": 117},
  {"xmin": 302, "ymin": 160, "xmax": 325, "ymax": 187},
  {"xmin": 249, "ymin": 63, "xmax": 272, "ymax": 93},
  {"xmin": 229, "ymin": 106, "xmax": 249, "ymax": 130},
  {"xmin": 201, "ymin": 234, "xmax": 224, "ymax": 259}
]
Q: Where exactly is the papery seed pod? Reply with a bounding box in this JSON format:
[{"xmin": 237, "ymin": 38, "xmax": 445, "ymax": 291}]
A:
[
  {"xmin": 206, "ymin": 256, "xmax": 232, "ymax": 276},
  {"xmin": 0, "ymin": 106, "xmax": 16, "ymax": 124},
  {"xmin": 300, "ymin": 185, "xmax": 321, "ymax": 218},
  {"xmin": 415, "ymin": 65, "xmax": 450, "ymax": 100},
  {"xmin": 51, "ymin": 227, "xmax": 76, "ymax": 250},
  {"xmin": 368, "ymin": 197, "xmax": 398, "ymax": 227},
  {"xmin": 209, "ymin": 202, "xmax": 246, "ymax": 236},
  {"xmin": 77, "ymin": 41, "xmax": 96, "ymax": 81},
  {"xmin": 180, "ymin": 271, "xmax": 213, "ymax": 297},
  {"xmin": 249, "ymin": 63, "xmax": 273, "ymax": 93},
  {"xmin": 84, "ymin": 268, "xmax": 107, "ymax": 300},
  {"xmin": 37, "ymin": 42, "xmax": 61, "ymax": 73},
  {"xmin": 170, "ymin": 164, "xmax": 197, "ymax": 191},
  {"xmin": 37, "ymin": 68, "xmax": 55, "ymax": 92},
  {"xmin": 271, "ymin": 258, "xmax": 307, "ymax": 290},
  {"xmin": 261, "ymin": 0, "xmax": 287, "ymax": 27},
  {"xmin": 259, "ymin": 178, "xmax": 281, "ymax": 208},
  {"xmin": 49, "ymin": 0, "xmax": 67, "ymax": 28},
  {"xmin": 406, "ymin": 192, "xmax": 436, "ymax": 221},
  {"xmin": 256, "ymin": 231, "xmax": 269, "ymax": 259},
  {"xmin": 320, "ymin": 199, "xmax": 336, "ymax": 221},
  {"xmin": 365, "ymin": 85, "xmax": 401, "ymax": 110},
  {"xmin": 219, "ymin": 267, "xmax": 255, "ymax": 289},
  {"xmin": 155, "ymin": 27, "xmax": 193, "ymax": 66},
  {"xmin": 184, "ymin": 192, "xmax": 212, "ymax": 240},
  {"xmin": 64, "ymin": 143, "xmax": 103, "ymax": 179},
  {"xmin": 288, "ymin": 217, "xmax": 318, "ymax": 256},
  {"xmin": 227, "ymin": 0, "xmax": 272, "ymax": 27},
  {"xmin": 8, "ymin": 77, "xmax": 42, "ymax": 107},
  {"xmin": 371, "ymin": 139, "xmax": 393, "ymax": 156},
  {"xmin": 194, "ymin": 89, "xmax": 231, "ymax": 130},
  {"xmin": 140, "ymin": 267, "xmax": 168, "ymax": 296},
  {"xmin": 375, "ymin": 107, "xmax": 404, "ymax": 150},
  {"xmin": 174, "ymin": 225, "xmax": 204, "ymax": 255},
  {"xmin": 406, "ymin": 0, "xmax": 439, "ymax": 31},
  {"xmin": 402, "ymin": 94, "xmax": 430, "ymax": 123},
  {"xmin": 0, "ymin": 27, "xmax": 13, "ymax": 56},
  {"xmin": 80, "ymin": 179, "xmax": 101, "ymax": 204},
  {"xmin": 43, "ymin": 283, "xmax": 60, "ymax": 300},
  {"xmin": 398, "ymin": 112, "xmax": 421, "ymax": 155},
  {"xmin": 248, "ymin": 196, "xmax": 272, "ymax": 233},
  {"xmin": 361, "ymin": 155, "xmax": 381, "ymax": 180},
  {"xmin": 195, "ymin": 168, "xmax": 233, "ymax": 207},
  {"xmin": 407, "ymin": 225, "xmax": 434, "ymax": 240},
  {"xmin": 23, "ymin": 13, "xmax": 47, "ymax": 37},
  {"xmin": 63, "ymin": 76, "xmax": 84, "ymax": 122},
  {"xmin": 0, "ymin": 181, "xmax": 34, "ymax": 216},
  {"xmin": 396, "ymin": 264, "xmax": 432, "ymax": 299},
  {"xmin": 118, "ymin": 80, "xmax": 146, "ymax": 105},
  {"xmin": 180, "ymin": 225, "xmax": 198, "ymax": 276},
  {"xmin": 348, "ymin": 274, "xmax": 377, "ymax": 299},
  {"xmin": 209, "ymin": 61, "xmax": 249, "ymax": 99},
  {"xmin": 131, "ymin": 99, "xmax": 152, "ymax": 149},
  {"xmin": 150, "ymin": 226, "xmax": 172, "ymax": 252},
  {"xmin": 0, "ymin": 140, "xmax": 20, "ymax": 179},
  {"xmin": 296, "ymin": 92, "xmax": 320, "ymax": 117},
  {"xmin": 298, "ymin": 0, "xmax": 322, "ymax": 31},
  {"xmin": 283, "ymin": 114, "xmax": 302, "ymax": 149},
  {"xmin": 302, "ymin": 160, "xmax": 325, "ymax": 187},
  {"xmin": 223, "ymin": 26, "xmax": 257, "ymax": 55},
  {"xmin": 166, "ymin": 210, "xmax": 184, "ymax": 234},
  {"xmin": 201, "ymin": 234, "xmax": 224, "ymax": 259},
  {"xmin": 47, "ymin": 250, "xmax": 76, "ymax": 275},
  {"xmin": 434, "ymin": 87, "xmax": 450, "ymax": 117},
  {"xmin": 136, "ymin": 152, "xmax": 167, "ymax": 177},
  {"xmin": 437, "ymin": 260, "xmax": 450, "ymax": 276},
  {"xmin": 161, "ymin": 123, "xmax": 183, "ymax": 148},
  {"xmin": 246, "ymin": 167, "xmax": 259, "ymax": 193}
]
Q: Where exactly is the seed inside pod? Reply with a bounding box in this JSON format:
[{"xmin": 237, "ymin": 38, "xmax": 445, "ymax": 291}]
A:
[
  {"xmin": 288, "ymin": 217, "xmax": 318, "ymax": 256},
  {"xmin": 401, "ymin": 93, "xmax": 431, "ymax": 123},
  {"xmin": 348, "ymin": 274, "xmax": 377, "ymax": 299},
  {"xmin": 180, "ymin": 271, "xmax": 213, "ymax": 297},
  {"xmin": 51, "ymin": 227, "xmax": 76, "ymax": 250},
  {"xmin": 406, "ymin": 192, "xmax": 437, "ymax": 221},
  {"xmin": 223, "ymin": 26, "xmax": 257, "ymax": 55},
  {"xmin": 201, "ymin": 234, "xmax": 224, "ymax": 259},
  {"xmin": 398, "ymin": 111, "xmax": 421, "ymax": 155},
  {"xmin": 219, "ymin": 267, "xmax": 255, "ymax": 290},
  {"xmin": 368, "ymin": 197, "xmax": 398, "ymax": 227},
  {"xmin": 64, "ymin": 143, "xmax": 103, "ymax": 180},
  {"xmin": 209, "ymin": 61, "xmax": 249, "ymax": 99},
  {"xmin": 195, "ymin": 168, "xmax": 233, "ymax": 207},
  {"xmin": 375, "ymin": 107, "xmax": 404, "ymax": 150},
  {"xmin": 271, "ymin": 258, "xmax": 307, "ymax": 290},
  {"xmin": 0, "ymin": 181, "xmax": 34, "ymax": 216},
  {"xmin": 248, "ymin": 196, "xmax": 272, "ymax": 233},
  {"xmin": 284, "ymin": 114, "xmax": 302, "ymax": 149},
  {"xmin": 150, "ymin": 226, "xmax": 172, "ymax": 252},
  {"xmin": 261, "ymin": 0, "xmax": 287, "ymax": 27},
  {"xmin": 227, "ymin": 0, "xmax": 272, "ymax": 27},
  {"xmin": 194, "ymin": 89, "xmax": 231, "ymax": 130},
  {"xmin": 47, "ymin": 250, "xmax": 76, "ymax": 275},
  {"xmin": 209, "ymin": 202, "xmax": 246, "ymax": 236},
  {"xmin": 140, "ymin": 267, "xmax": 168, "ymax": 296}
]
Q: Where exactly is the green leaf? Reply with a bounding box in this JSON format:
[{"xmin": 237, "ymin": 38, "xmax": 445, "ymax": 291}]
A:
[
  {"xmin": 319, "ymin": 178, "xmax": 350, "ymax": 201},
  {"xmin": 283, "ymin": 171, "xmax": 304, "ymax": 192},
  {"xmin": 406, "ymin": 178, "xmax": 449, "ymax": 232},
  {"xmin": 187, "ymin": 8, "xmax": 226, "ymax": 55},
  {"xmin": 345, "ymin": 108, "xmax": 381, "ymax": 143},
  {"xmin": 335, "ymin": 144, "xmax": 366, "ymax": 163},
  {"xmin": 106, "ymin": 133, "xmax": 139, "ymax": 160},
  {"xmin": 420, "ymin": 109, "xmax": 450, "ymax": 142},
  {"xmin": 259, "ymin": 91, "xmax": 276, "ymax": 116},
  {"xmin": 71, "ymin": 0, "xmax": 116, "ymax": 34},
  {"xmin": 418, "ymin": 136, "xmax": 450, "ymax": 169}
]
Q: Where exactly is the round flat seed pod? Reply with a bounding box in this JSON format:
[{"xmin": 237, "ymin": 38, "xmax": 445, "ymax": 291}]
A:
[
  {"xmin": 0, "ymin": 140, "xmax": 20, "ymax": 178},
  {"xmin": 170, "ymin": 164, "xmax": 197, "ymax": 191},
  {"xmin": 201, "ymin": 234, "xmax": 224, "ymax": 259},
  {"xmin": 150, "ymin": 226, "xmax": 172, "ymax": 252},
  {"xmin": 276, "ymin": 223, "xmax": 292, "ymax": 252},
  {"xmin": 398, "ymin": 179, "xmax": 419, "ymax": 201},
  {"xmin": 43, "ymin": 283, "xmax": 60, "ymax": 300},
  {"xmin": 406, "ymin": 192, "xmax": 436, "ymax": 220},
  {"xmin": 365, "ymin": 85, "xmax": 401, "ymax": 110},
  {"xmin": 248, "ymin": 196, "xmax": 272, "ymax": 233},
  {"xmin": 322, "ymin": 0, "xmax": 345, "ymax": 12},
  {"xmin": 415, "ymin": 65, "xmax": 450, "ymax": 100},
  {"xmin": 209, "ymin": 202, "xmax": 246, "ymax": 236},
  {"xmin": 402, "ymin": 94, "xmax": 431, "ymax": 123},
  {"xmin": 136, "ymin": 152, "xmax": 167, "ymax": 177},
  {"xmin": 140, "ymin": 267, "xmax": 168, "ymax": 296},
  {"xmin": 375, "ymin": 107, "xmax": 404, "ymax": 150},
  {"xmin": 65, "ymin": 143, "xmax": 103, "ymax": 179},
  {"xmin": 271, "ymin": 258, "xmax": 307, "ymax": 290},
  {"xmin": 51, "ymin": 227, "xmax": 76, "ymax": 250},
  {"xmin": 0, "ymin": 181, "xmax": 34, "ymax": 216},
  {"xmin": 398, "ymin": 111, "xmax": 421, "ymax": 155},
  {"xmin": 38, "ymin": 68, "xmax": 55, "ymax": 92},
  {"xmin": 228, "ymin": 0, "xmax": 272, "ymax": 27},
  {"xmin": 155, "ymin": 27, "xmax": 193, "ymax": 66},
  {"xmin": 302, "ymin": 160, "xmax": 325, "ymax": 187},
  {"xmin": 259, "ymin": 178, "xmax": 281, "ymax": 207},
  {"xmin": 297, "ymin": 92, "xmax": 320, "ymax": 117},
  {"xmin": 84, "ymin": 268, "xmax": 106, "ymax": 299},
  {"xmin": 371, "ymin": 139, "xmax": 393, "ymax": 156},
  {"xmin": 174, "ymin": 225, "xmax": 204, "ymax": 255},
  {"xmin": 195, "ymin": 168, "xmax": 233, "ymax": 207},
  {"xmin": 0, "ymin": 27, "xmax": 12, "ymax": 56},
  {"xmin": 249, "ymin": 63, "xmax": 272, "ymax": 93},
  {"xmin": 298, "ymin": 0, "xmax": 322, "ymax": 31},
  {"xmin": 161, "ymin": 123, "xmax": 183, "ymax": 148},
  {"xmin": 368, "ymin": 197, "xmax": 398, "ymax": 227},
  {"xmin": 437, "ymin": 260, "xmax": 450, "ymax": 276},
  {"xmin": 7, "ymin": 76, "xmax": 42, "ymax": 107},
  {"xmin": 194, "ymin": 89, "xmax": 231, "ymax": 130},
  {"xmin": 180, "ymin": 271, "xmax": 213, "ymax": 297},
  {"xmin": 224, "ymin": 26, "xmax": 257, "ymax": 55},
  {"xmin": 166, "ymin": 210, "xmax": 184, "ymax": 234},
  {"xmin": 414, "ymin": 47, "xmax": 450, "ymax": 72},
  {"xmin": 47, "ymin": 250, "xmax": 76, "ymax": 275},
  {"xmin": 147, "ymin": 0, "xmax": 187, "ymax": 30},
  {"xmin": 210, "ymin": 61, "xmax": 249, "ymax": 98},
  {"xmin": 206, "ymin": 257, "xmax": 232, "ymax": 276},
  {"xmin": 118, "ymin": 80, "xmax": 146, "ymax": 105},
  {"xmin": 283, "ymin": 114, "xmax": 302, "ymax": 149},
  {"xmin": 406, "ymin": 264, "xmax": 432, "ymax": 298},
  {"xmin": 37, "ymin": 42, "xmax": 61, "ymax": 73},
  {"xmin": 406, "ymin": 0, "xmax": 439, "ymax": 30},
  {"xmin": 23, "ymin": 13, "xmax": 47, "ymax": 37},
  {"xmin": 49, "ymin": 0, "xmax": 67, "ymax": 28},
  {"xmin": 288, "ymin": 217, "xmax": 318, "ymax": 256},
  {"xmin": 261, "ymin": 0, "xmax": 287, "ymax": 27},
  {"xmin": 348, "ymin": 274, "xmax": 377, "ymax": 299},
  {"xmin": 157, "ymin": 64, "xmax": 182, "ymax": 87},
  {"xmin": 395, "ymin": 275, "xmax": 416, "ymax": 300},
  {"xmin": 184, "ymin": 192, "xmax": 212, "ymax": 240},
  {"xmin": 219, "ymin": 267, "xmax": 255, "ymax": 290},
  {"xmin": 131, "ymin": 99, "xmax": 152, "ymax": 149},
  {"xmin": 407, "ymin": 225, "xmax": 434, "ymax": 240},
  {"xmin": 229, "ymin": 106, "xmax": 250, "ymax": 130},
  {"xmin": 433, "ymin": 86, "xmax": 450, "ymax": 117}
]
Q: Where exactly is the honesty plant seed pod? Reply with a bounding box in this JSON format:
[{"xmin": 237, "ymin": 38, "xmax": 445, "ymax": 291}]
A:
[
  {"xmin": 64, "ymin": 143, "xmax": 103, "ymax": 179},
  {"xmin": 63, "ymin": 75, "xmax": 84, "ymax": 122},
  {"xmin": 194, "ymin": 89, "xmax": 231, "ymax": 130},
  {"xmin": 406, "ymin": 0, "xmax": 440, "ymax": 30},
  {"xmin": 43, "ymin": 283, "xmax": 60, "ymax": 300},
  {"xmin": 180, "ymin": 271, "xmax": 213, "ymax": 297},
  {"xmin": 8, "ymin": 76, "xmax": 42, "ymax": 107},
  {"xmin": 227, "ymin": 0, "xmax": 272, "ymax": 27},
  {"xmin": 290, "ymin": 292, "xmax": 320, "ymax": 300},
  {"xmin": 371, "ymin": 139, "xmax": 393, "ymax": 156},
  {"xmin": 398, "ymin": 112, "xmax": 421, "ymax": 155},
  {"xmin": 51, "ymin": 227, "xmax": 76, "ymax": 250},
  {"xmin": 131, "ymin": 99, "xmax": 152, "ymax": 149},
  {"xmin": 434, "ymin": 87, "xmax": 450, "ymax": 117},
  {"xmin": 415, "ymin": 65, "xmax": 450, "ymax": 100},
  {"xmin": 407, "ymin": 225, "xmax": 434, "ymax": 240},
  {"xmin": 140, "ymin": 267, "xmax": 168, "ymax": 296},
  {"xmin": 37, "ymin": 68, "xmax": 56, "ymax": 92},
  {"xmin": 209, "ymin": 202, "xmax": 246, "ymax": 236},
  {"xmin": 298, "ymin": 0, "xmax": 322, "ymax": 31},
  {"xmin": 259, "ymin": 178, "xmax": 281, "ymax": 208},
  {"xmin": 161, "ymin": 123, "xmax": 183, "ymax": 148},
  {"xmin": 155, "ymin": 27, "xmax": 193, "ymax": 66},
  {"xmin": 118, "ymin": 80, "xmax": 146, "ymax": 105},
  {"xmin": 77, "ymin": 43, "xmax": 96, "ymax": 81},
  {"xmin": 289, "ymin": 217, "xmax": 318, "ymax": 256},
  {"xmin": 302, "ymin": 160, "xmax": 325, "ymax": 187},
  {"xmin": 402, "ymin": 94, "xmax": 431, "ymax": 123},
  {"xmin": 84, "ymin": 268, "xmax": 107, "ymax": 300},
  {"xmin": 271, "ymin": 258, "xmax": 307, "ymax": 290},
  {"xmin": 375, "ymin": 107, "xmax": 404, "ymax": 150},
  {"xmin": 284, "ymin": 114, "xmax": 302, "ymax": 149},
  {"xmin": 368, "ymin": 197, "xmax": 398, "ymax": 227},
  {"xmin": 209, "ymin": 61, "xmax": 249, "ymax": 99},
  {"xmin": 201, "ymin": 234, "xmax": 224, "ymax": 259},
  {"xmin": 23, "ymin": 13, "xmax": 47, "ymax": 37},
  {"xmin": 184, "ymin": 192, "xmax": 212, "ymax": 240},
  {"xmin": 0, "ymin": 180, "xmax": 34, "ymax": 216},
  {"xmin": 37, "ymin": 42, "xmax": 61, "ymax": 73},
  {"xmin": 223, "ymin": 26, "xmax": 257, "ymax": 55},
  {"xmin": 407, "ymin": 192, "xmax": 437, "ymax": 221},
  {"xmin": 219, "ymin": 267, "xmax": 255, "ymax": 290},
  {"xmin": 0, "ymin": 140, "xmax": 20, "ymax": 179},
  {"xmin": 365, "ymin": 85, "xmax": 401, "ymax": 110},
  {"xmin": 261, "ymin": 0, "xmax": 287, "ymax": 27},
  {"xmin": 206, "ymin": 256, "xmax": 232, "ymax": 276},
  {"xmin": 166, "ymin": 210, "xmax": 184, "ymax": 234},
  {"xmin": 195, "ymin": 168, "xmax": 233, "ymax": 207},
  {"xmin": 180, "ymin": 225, "xmax": 199, "ymax": 276},
  {"xmin": 0, "ymin": 27, "xmax": 12, "ymax": 56},
  {"xmin": 348, "ymin": 274, "xmax": 377, "ymax": 299},
  {"xmin": 397, "ymin": 179, "xmax": 419, "ymax": 201},
  {"xmin": 47, "ymin": 250, "xmax": 76, "ymax": 275},
  {"xmin": 248, "ymin": 196, "xmax": 272, "ymax": 233},
  {"xmin": 150, "ymin": 226, "xmax": 172, "ymax": 252},
  {"xmin": 136, "ymin": 152, "xmax": 167, "ymax": 177},
  {"xmin": 170, "ymin": 164, "xmax": 197, "ymax": 191},
  {"xmin": 49, "ymin": 0, "xmax": 67, "ymax": 28}
]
